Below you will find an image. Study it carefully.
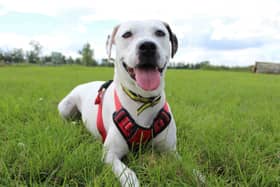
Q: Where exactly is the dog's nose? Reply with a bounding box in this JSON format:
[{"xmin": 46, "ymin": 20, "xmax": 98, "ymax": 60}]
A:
[{"xmin": 139, "ymin": 41, "xmax": 157, "ymax": 56}]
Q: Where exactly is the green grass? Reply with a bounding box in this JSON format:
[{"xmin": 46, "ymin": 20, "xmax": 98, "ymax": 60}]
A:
[{"xmin": 0, "ymin": 65, "xmax": 279, "ymax": 186}]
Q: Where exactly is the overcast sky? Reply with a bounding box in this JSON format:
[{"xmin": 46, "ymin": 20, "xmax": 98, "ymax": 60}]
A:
[{"xmin": 0, "ymin": 0, "xmax": 280, "ymax": 66}]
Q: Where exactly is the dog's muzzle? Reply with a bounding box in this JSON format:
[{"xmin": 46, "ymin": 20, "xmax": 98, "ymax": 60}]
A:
[
  {"xmin": 139, "ymin": 41, "xmax": 157, "ymax": 57},
  {"xmin": 138, "ymin": 41, "xmax": 158, "ymax": 68},
  {"xmin": 122, "ymin": 41, "xmax": 167, "ymax": 91}
]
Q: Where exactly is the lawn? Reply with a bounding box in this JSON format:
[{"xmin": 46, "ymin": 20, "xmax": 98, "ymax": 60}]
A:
[{"xmin": 0, "ymin": 65, "xmax": 279, "ymax": 186}]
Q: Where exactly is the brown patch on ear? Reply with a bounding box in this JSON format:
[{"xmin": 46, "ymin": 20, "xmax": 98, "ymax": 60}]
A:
[
  {"xmin": 106, "ymin": 25, "xmax": 120, "ymax": 58},
  {"xmin": 163, "ymin": 22, "xmax": 178, "ymax": 58}
]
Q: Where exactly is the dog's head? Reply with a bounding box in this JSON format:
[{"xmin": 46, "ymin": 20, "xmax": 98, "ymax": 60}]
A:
[{"xmin": 106, "ymin": 20, "xmax": 178, "ymax": 96}]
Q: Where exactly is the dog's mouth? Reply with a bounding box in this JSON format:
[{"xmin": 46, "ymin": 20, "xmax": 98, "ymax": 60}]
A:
[{"xmin": 123, "ymin": 62, "xmax": 165, "ymax": 91}]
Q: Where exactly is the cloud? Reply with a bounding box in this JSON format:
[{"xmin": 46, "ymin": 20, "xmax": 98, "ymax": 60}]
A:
[
  {"xmin": 74, "ymin": 24, "xmax": 88, "ymax": 34},
  {"xmin": 79, "ymin": 0, "xmax": 280, "ymax": 23},
  {"xmin": 203, "ymin": 39, "xmax": 265, "ymax": 50},
  {"xmin": 172, "ymin": 11, "xmax": 280, "ymax": 65},
  {"xmin": 0, "ymin": 33, "xmax": 34, "ymax": 51},
  {"xmin": 1, "ymin": 0, "xmax": 280, "ymax": 66},
  {"xmin": 175, "ymin": 41, "xmax": 280, "ymax": 66},
  {"xmin": 0, "ymin": 32, "xmax": 82, "ymax": 57},
  {"xmin": 0, "ymin": 0, "xmax": 96, "ymax": 16},
  {"xmin": 0, "ymin": 8, "xmax": 7, "ymax": 16}
]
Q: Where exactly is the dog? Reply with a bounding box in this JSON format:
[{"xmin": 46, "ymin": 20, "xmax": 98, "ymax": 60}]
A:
[{"xmin": 58, "ymin": 20, "xmax": 178, "ymax": 187}]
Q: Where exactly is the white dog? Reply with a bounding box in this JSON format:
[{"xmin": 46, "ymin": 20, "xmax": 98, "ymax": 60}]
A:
[{"xmin": 58, "ymin": 20, "xmax": 178, "ymax": 187}]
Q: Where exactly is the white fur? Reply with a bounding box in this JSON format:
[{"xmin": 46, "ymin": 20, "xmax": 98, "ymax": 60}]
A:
[{"xmin": 58, "ymin": 20, "xmax": 177, "ymax": 187}]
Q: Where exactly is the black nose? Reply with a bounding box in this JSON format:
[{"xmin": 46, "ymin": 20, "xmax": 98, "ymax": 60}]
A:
[{"xmin": 139, "ymin": 41, "xmax": 157, "ymax": 56}]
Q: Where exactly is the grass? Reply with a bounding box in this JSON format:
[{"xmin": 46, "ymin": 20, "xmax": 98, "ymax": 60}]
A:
[{"xmin": 0, "ymin": 65, "xmax": 279, "ymax": 186}]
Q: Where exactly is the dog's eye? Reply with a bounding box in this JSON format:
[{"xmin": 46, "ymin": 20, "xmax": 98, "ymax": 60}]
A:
[
  {"xmin": 122, "ymin": 31, "xmax": 132, "ymax": 38},
  {"xmin": 155, "ymin": 30, "xmax": 166, "ymax": 37}
]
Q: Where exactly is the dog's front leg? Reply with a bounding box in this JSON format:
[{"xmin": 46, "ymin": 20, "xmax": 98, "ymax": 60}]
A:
[{"xmin": 103, "ymin": 136, "xmax": 139, "ymax": 187}]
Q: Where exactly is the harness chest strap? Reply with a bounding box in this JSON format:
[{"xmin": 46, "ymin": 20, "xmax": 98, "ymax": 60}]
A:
[
  {"xmin": 94, "ymin": 81, "xmax": 113, "ymax": 142},
  {"xmin": 95, "ymin": 81, "xmax": 171, "ymax": 148}
]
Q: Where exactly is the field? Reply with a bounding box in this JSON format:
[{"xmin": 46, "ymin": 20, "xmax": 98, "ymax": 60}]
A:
[{"xmin": 0, "ymin": 65, "xmax": 279, "ymax": 186}]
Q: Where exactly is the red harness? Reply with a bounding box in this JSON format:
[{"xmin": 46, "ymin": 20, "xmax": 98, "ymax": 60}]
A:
[{"xmin": 95, "ymin": 81, "xmax": 171, "ymax": 149}]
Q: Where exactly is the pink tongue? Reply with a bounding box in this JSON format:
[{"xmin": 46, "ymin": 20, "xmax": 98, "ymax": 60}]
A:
[{"xmin": 135, "ymin": 68, "xmax": 160, "ymax": 91}]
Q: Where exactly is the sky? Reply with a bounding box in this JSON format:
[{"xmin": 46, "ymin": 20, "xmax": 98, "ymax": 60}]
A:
[{"xmin": 0, "ymin": 0, "xmax": 280, "ymax": 66}]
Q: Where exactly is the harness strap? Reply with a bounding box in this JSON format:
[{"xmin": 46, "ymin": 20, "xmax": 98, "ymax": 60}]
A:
[
  {"xmin": 95, "ymin": 81, "xmax": 171, "ymax": 148},
  {"xmin": 114, "ymin": 89, "xmax": 122, "ymax": 110},
  {"xmin": 95, "ymin": 80, "xmax": 113, "ymax": 142},
  {"xmin": 113, "ymin": 90, "xmax": 171, "ymax": 149}
]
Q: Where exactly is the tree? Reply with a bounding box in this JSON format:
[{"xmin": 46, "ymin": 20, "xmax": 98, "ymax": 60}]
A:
[
  {"xmin": 79, "ymin": 43, "xmax": 97, "ymax": 66},
  {"xmin": 26, "ymin": 40, "xmax": 42, "ymax": 64},
  {"xmin": 0, "ymin": 49, "xmax": 4, "ymax": 62},
  {"xmin": 51, "ymin": 52, "xmax": 66, "ymax": 64},
  {"xmin": 41, "ymin": 55, "xmax": 52, "ymax": 64},
  {"xmin": 100, "ymin": 58, "xmax": 114, "ymax": 67},
  {"xmin": 66, "ymin": 56, "xmax": 74, "ymax": 64},
  {"xmin": 75, "ymin": 58, "xmax": 81, "ymax": 64},
  {"xmin": 3, "ymin": 51, "xmax": 12, "ymax": 63},
  {"xmin": 10, "ymin": 48, "xmax": 25, "ymax": 63},
  {"xmin": 199, "ymin": 61, "xmax": 210, "ymax": 69}
]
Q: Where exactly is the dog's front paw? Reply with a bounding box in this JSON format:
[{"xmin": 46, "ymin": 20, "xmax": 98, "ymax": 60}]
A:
[{"xmin": 120, "ymin": 168, "xmax": 139, "ymax": 187}]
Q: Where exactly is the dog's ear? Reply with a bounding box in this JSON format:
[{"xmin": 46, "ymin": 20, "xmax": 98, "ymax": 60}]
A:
[
  {"xmin": 163, "ymin": 22, "xmax": 178, "ymax": 58},
  {"xmin": 106, "ymin": 25, "xmax": 120, "ymax": 58}
]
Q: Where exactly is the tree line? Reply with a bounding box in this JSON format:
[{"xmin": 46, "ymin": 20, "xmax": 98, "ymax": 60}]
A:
[
  {"xmin": 0, "ymin": 41, "xmax": 251, "ymax": 71},
  {"xmin": 169, "ymin": 61, "xmax": 251, "ymax": 71},
  {"xmin": 0, "ymin": 40, "xmax": 113, "ymax": 66}
]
